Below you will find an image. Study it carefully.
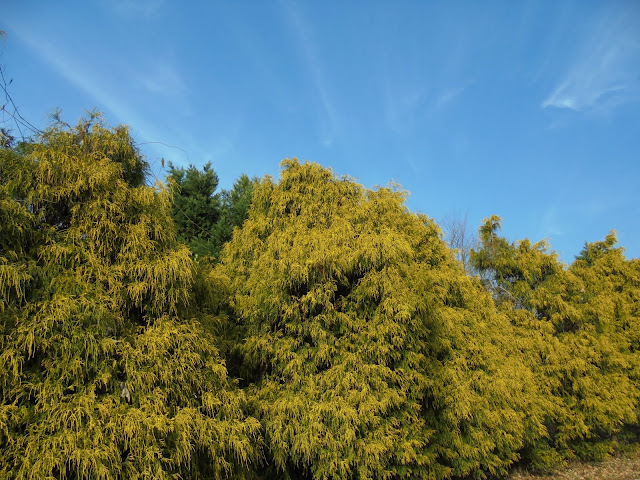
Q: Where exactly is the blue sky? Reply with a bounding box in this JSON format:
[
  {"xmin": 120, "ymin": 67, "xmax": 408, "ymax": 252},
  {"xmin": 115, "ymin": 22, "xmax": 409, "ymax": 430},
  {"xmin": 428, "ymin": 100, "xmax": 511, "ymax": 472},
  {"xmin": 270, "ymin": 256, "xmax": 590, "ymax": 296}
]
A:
[{"xmin": 3, "ymin": 0, "xmax": 640, "ymax": 261}]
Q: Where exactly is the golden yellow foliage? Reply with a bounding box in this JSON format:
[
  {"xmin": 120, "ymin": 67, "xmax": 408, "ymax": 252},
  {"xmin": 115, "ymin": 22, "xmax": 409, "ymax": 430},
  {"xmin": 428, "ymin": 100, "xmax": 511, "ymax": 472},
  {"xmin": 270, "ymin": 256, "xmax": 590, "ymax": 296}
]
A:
[
  {"xmin": 0, "ymin": 115, "xmax": 260, "ymax": 479},
  {"xmin": 218, "ymin": 159, "xmax": 544, "ymax": 479},
  {"xmin": 472, "ymin": 217, "xmax": 640, "ymax": 467}
]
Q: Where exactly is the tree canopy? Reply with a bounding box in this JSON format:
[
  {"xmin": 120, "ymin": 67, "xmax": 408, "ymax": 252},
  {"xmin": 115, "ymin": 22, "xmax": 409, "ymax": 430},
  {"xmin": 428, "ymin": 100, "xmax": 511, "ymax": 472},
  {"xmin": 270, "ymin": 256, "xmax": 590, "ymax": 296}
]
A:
[
  {"xmin": 215, "ymin": 160, "xmax": 548, "ymax": 479},
  {"xmin": 1, "ymin": 115, "xmax": 639, "ymax": 480},
  {"xmin": 471, "ymin": 217, "xmax": 640, "ymax": 464},
  {"xmin": 0, "ymin": 116, "xmax": 260, "ymax": 479}
]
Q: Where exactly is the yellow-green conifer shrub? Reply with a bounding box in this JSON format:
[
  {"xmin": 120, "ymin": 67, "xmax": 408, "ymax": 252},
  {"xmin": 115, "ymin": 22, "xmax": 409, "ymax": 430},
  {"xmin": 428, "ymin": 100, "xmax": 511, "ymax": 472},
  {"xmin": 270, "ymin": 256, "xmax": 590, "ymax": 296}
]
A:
[
  {"xmin": 559, "ymin": 234, "xmax": 640, "ymax": 459},
  {"xmin": 218, "ymin": 160, "xmax": 544, "ymax": 480},
  {"xmin": 471, "ymin": 218, "xmax": 640, "ymax": 466},
  {"xmin": 0, "ymin": 116, "xmax": 260, "ymax": 479}
]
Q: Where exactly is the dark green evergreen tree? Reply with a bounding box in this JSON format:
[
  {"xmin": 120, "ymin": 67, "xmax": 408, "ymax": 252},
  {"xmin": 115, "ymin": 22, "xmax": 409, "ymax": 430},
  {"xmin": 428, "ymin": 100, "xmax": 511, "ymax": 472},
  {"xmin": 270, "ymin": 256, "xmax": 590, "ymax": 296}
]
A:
[
  {"xmin": 214, "ymin": 174, "xmax": 257, "ymax": 251},
  {"xmin": 167, "ymin": 162, "xmax": 222, "ymax": 257},
  {"xmin": 167, "ymin": 164, "xmax": 256, "ymax": 259}
]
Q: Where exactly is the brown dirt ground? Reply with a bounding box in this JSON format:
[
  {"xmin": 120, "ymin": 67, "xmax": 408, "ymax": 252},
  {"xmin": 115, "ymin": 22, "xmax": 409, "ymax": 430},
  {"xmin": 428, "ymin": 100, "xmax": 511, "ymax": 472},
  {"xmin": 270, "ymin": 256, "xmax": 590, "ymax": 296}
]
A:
[{"xmin": 508, "ymin": 454, "xmax": 640, "ymax": 480}]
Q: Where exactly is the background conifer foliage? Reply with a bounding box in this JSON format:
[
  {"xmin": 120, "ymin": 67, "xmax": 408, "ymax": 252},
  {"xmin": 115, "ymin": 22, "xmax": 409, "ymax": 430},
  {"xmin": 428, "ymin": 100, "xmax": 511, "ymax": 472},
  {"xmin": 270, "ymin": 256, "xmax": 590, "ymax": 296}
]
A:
[
  {"xmin": 167, "ymin": 162, "xmax": 257, "ymax": 260},
  {"xmin": 0, "ymin": 115, "xmax": 260, "ymax": 479}
]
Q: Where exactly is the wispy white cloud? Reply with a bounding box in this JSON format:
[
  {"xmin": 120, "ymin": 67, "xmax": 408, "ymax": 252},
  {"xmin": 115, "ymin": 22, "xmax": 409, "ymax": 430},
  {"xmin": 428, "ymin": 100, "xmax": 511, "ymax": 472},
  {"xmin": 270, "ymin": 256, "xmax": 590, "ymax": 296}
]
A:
[
  {"xmin": 384, "ymin": 80, "xmax": 469, "ymax": 137},
  {"xmin": 542, "ymin": 12, "xmax": 640, "ymax": 112},
  {"xmin": 12, "ymin": 25, "xmax": 189, "ymax": 173},
  {"xmin": 280, "ymin": 0, "xmax": 339, "ymax": 147},
  {"xmin": 539, "ymin": 205, "xmax": 564, "ymax": 237},
  {"xmin": 15, "ymin": 28, "xmax": 142, "ymax": 126},
  {"xmin": 136, "ymin": 61, "xmax": 187, "ymax": 97},
  {"xmin": 435, "ymin": 83, "xmax": 469, "ymax": 108},
  {"xmin": 384, "ymin": 84, "xmax": 427, "ymax": 136}
]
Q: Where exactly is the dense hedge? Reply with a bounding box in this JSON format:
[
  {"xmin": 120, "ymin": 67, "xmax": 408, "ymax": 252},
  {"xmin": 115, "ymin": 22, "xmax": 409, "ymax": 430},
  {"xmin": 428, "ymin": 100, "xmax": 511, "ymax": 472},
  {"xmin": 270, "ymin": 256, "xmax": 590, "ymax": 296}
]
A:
[{"xmin": 1, "ymin": 119, "xmax": 638, "ymax": 479}]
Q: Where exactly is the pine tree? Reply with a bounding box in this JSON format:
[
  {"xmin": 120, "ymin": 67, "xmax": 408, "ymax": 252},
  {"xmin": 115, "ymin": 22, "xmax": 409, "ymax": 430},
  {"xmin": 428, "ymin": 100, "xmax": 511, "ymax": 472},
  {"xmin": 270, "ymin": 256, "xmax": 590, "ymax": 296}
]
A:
[
  {"xmin": 214, "ymin": 174, "xmax": 257, "ymax": 253},
  {"xmin": 167, "ymin": 163, "xmax": 257, "ymax": 260},
  {"xmin": 167, "ymin": 161, "xmax": 222, "ymax": 258},
  {"xmin": 217, "ymin": 159, "xmax": 544, "ymax": 479},
  {"xmin": 0, "ymin": 115, "xmax": 260, "ymax": 479}
]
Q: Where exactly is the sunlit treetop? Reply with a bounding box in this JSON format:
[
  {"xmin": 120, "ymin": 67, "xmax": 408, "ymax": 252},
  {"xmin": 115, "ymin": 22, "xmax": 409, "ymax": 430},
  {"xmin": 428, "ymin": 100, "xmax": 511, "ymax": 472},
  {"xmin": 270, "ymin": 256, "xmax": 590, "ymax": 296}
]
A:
[
  {"xmin": 218, "ymin": 159, "xmax": 545, "ymax": 480},
  {"xmin": 0, "ymin": 115, "xmax": 260, "ymax": 480}
]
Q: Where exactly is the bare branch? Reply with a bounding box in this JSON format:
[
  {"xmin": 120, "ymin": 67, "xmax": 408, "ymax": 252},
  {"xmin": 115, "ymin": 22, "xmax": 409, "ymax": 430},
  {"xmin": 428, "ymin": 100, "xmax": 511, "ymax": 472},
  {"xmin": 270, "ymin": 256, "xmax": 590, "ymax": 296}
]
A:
[
  {"xmin": 0, "ymin": 64, "xmax": 44, "ymax": 143},
  {"xmin": 441, "ymin": 211, "xmax": 477, "ymax": 274}
]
